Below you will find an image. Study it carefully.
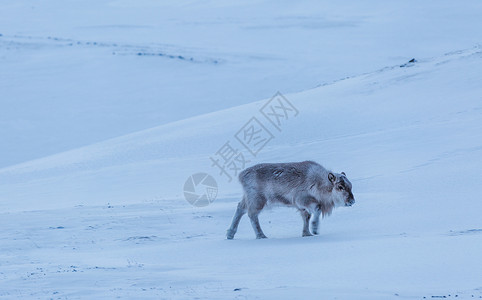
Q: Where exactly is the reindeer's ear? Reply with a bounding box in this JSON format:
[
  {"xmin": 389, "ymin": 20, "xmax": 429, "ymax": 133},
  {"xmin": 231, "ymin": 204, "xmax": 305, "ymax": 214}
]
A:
[
  {"xmin": 328, "ymin": 173, "xmax": 336, "ymax": 183},
  {"xmin": 341, "ymin": 172, "xmax": 346, "ymax": 176}
]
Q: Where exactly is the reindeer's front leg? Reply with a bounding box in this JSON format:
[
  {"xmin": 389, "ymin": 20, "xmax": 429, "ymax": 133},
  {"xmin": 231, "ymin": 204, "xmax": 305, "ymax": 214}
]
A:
[
  {"xmin": 300, "ymin": 209, "xmax": 313, "ymax": 237},
  {"xmin": 311, "ymin": 206, "xmax": 322, "ymax": 235}
]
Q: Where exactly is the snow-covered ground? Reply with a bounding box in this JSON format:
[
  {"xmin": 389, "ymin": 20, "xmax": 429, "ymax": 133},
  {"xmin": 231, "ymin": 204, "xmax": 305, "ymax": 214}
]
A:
[
  {"xmin": 1, "ymin": 46, "xmax": 482, "ymax": 299},
  {"xmin": 1, "ymin": 1, "xmax": 482, "ymax": 299}
]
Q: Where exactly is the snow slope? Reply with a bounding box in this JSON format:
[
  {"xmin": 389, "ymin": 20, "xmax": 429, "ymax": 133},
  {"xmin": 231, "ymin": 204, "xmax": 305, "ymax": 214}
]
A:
[
  {"xmin": 1, "ymin": 46, "xmax": 482, "ymax": 299},
  {"xmin": 2, "ymin": 0, "xmax": 482, "ymax": 167}
]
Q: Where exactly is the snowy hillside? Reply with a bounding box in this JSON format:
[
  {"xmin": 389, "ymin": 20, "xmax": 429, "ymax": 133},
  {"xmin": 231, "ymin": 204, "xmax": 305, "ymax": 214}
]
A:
[
  {"xmin": 1, "ymin": 45, "xmax": 482, "ymax": 299},
  {"xmin": 2, "ymin": 0, "xmax": 482, "ymax": 167}
]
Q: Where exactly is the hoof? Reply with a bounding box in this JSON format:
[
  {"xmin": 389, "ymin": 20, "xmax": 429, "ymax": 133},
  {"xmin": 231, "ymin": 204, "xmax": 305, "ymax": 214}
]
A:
[
  {"xmin": 302, "ymin": 232, "xmax": 313, "ymax": 237},
  {"xmin": 256, "ymin": 234, "xmax": 268, "ymax": 239},
  {"xmin": 226, "ymin": 229, "xmax": 235, "ymax": 240}
]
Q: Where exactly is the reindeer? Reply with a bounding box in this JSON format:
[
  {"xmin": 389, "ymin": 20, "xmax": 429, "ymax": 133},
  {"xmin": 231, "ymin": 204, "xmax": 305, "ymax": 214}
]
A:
[{"xmin": 226, "ymin": 161, "xmax": 355, "ymax": 239}]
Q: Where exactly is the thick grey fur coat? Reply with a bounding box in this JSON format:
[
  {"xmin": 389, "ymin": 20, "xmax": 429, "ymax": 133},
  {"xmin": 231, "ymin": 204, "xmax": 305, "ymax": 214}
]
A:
[{"xmin": 226, "ymin": 161, "xmax": 355, "ymax": 239}]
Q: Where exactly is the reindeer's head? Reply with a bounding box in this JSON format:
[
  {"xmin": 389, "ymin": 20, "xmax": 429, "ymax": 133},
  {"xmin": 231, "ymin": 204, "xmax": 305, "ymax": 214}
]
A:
[{"xmin": 328, "ymin": 172, "xmax": 355, "ymax": 207}]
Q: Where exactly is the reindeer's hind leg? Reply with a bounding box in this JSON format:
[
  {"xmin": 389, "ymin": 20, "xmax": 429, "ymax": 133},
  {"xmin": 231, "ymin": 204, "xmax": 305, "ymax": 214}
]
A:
[
  {"xmin": 248, "ymin": 210, "xmax": 267, "ymax": 239},
  {"xmin": 247, "ymin": 194, "xmax": 268, "ymax": 239},
  {"xmin": 226, "ymin": 197, "xmax": 247, "ymax": 239},
  {"xmin": 300, "ymin": 209, "xmax": 313, "ymax": 237}
]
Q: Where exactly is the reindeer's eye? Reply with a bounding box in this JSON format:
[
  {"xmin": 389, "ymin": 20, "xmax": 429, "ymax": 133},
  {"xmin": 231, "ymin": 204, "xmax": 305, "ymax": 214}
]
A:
[{"xmin": 338, "ymin": 185, "xmax": 344, "ymax": 190}]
